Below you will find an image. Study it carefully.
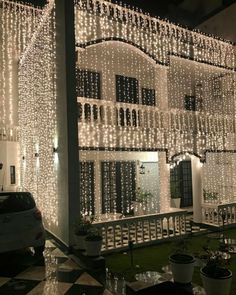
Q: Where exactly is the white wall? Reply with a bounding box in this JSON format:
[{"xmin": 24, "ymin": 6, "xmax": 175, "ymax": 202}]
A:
[
  {"xmin": 202, "ymin": 152, "xmax": 236, "ymax": 203},
  {"xmin": 168, "ymin": 56, "xmax": 234, "ymax": 115},
  {"xmin": 0, "ymin": 141, "xmax": 20, "ymax": 191},
  {"xmin": 191, "ymin": 156, "xmax": 203, "ymax": 223}
]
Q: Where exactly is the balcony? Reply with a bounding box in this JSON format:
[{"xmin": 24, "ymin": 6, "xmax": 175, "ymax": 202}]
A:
[{"xmin": 77, "ymin": 97, "xmax": 235, "ymax": 156}]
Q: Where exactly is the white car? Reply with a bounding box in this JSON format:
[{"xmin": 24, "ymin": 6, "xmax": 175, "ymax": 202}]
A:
[{"xmin": 0, "ymin": 192, "xmax": 45, "ymax": 255}]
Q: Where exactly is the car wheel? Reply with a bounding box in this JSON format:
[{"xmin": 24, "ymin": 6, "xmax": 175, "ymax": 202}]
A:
[{"xmin": 34, "ymin": 245, "xmax": 45, "ymax": 256}]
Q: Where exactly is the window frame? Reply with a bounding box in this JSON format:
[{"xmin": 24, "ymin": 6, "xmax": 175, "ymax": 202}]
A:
[
  {"xmin": 115, "ymin": 74, "xmax": 139, "ymax": 104},
  {"xmin": 76, "ymin": 69, "xmax": 101, "ymax": 99},
  {"xmin": 141, "ymin": 87, "xmax": 156, "ymax": 106}
]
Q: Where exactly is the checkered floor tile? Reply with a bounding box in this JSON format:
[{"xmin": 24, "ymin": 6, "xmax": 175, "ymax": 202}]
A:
[{"xmin": 0, "ymin": 239, "xmax": 112, "ymax": 295}]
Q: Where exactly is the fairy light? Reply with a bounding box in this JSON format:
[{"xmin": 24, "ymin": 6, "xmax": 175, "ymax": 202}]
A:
[
  {"xmin": 0, "ymin": 0, "xmax": 235, "ymax": 227},
  {"xmin": 74, "ymin": 0, "xmax": 236, "ymax": 215},
  {"xmin": 17, "ymin": 0, "xmax": 58, "ymax": 227}
]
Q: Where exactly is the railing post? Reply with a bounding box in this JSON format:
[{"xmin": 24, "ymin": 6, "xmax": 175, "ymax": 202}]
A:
[
  {"xmin": 104, "ymin": 225, "xmax": 108, "ymax": 250},
  {"xmin": 121, "ymin": 224, "xmax": 124, "ymax": 247},
  {"xmin": 113, "ymin": 225, "xmax": 116, "ymax": 249},
  {"xmin": 183, "ymin": 214, "xmax": 186, "ymax": 234},
  {"xmin": 155, "ymin": 219, "xmax": 158, "ymax": 239},
  {"xmin": 141, "ymin": 221, "xmax": 145, "ymax": 242},
  {"xmin": 160, "ymin": 218, "xmax": 163, "ymax": 238},
  {"xmin": 167, "ymin": 218, "xmax": 170, "ymax": 237},
  {"xmin": 173, "ymin": 216, "xmax": 176, "ymax": 236},
  {"xmin": 148, "ymin": 220, "xmax": 151, "ymax": 240}
]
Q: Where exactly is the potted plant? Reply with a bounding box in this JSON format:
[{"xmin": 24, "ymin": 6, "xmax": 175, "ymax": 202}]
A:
[
  {"xmin": 84, "ymin": 226, "xmax": 103, "ymax": 257},
  {"xmin": 200, "ymin": 243, "xmax": 232, "ymax": 295},
  {"xmin": 203, "ymin": 189, "xmax": 219, "ymax": 203},
  {"xmin": 170, "ymin": 181, "xmax": 181, "ymax": 208},
  {"xmin": 169, "ymin": 238, "xmax": 195, "ymax": 284},
  {"xmin": 132, "ymin": 187, "xmax": 152, "ymax": 215},
  {"xmin": 74, "ymin": 215, "xmax": 92, "ymax": 250}
]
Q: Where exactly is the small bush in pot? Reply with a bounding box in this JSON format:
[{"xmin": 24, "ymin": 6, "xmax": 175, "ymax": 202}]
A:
[
  {"xmin": 84, "ymin": 226, "xmax": 103, "ymax": 257},
  {"xmin": 169, "ymin": 238, "xmax": 195, "ymax": 284},
  {"xmin": 200, "ymin": 243, "xmax": 232, "ymax": 295},
  {"xmin": 170, "ymin": 181, "xmax": 181, "ymax": 208},
  {"xmin": 74, "ymin": 215, "xmax": 92, "ymax": 250},
  {"xmin": 132, "ymin": 188, "xmax": 153, "ymax": 215}
]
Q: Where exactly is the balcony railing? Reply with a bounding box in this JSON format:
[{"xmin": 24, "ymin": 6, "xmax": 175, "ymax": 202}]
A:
[
  {"xmin": 0, "ymin": 125, "xmax": 19, "ymax": 142},
  {"xmin": 202, "ymin": 202, "xmax": 236, "ymax": 226},
  {"xmin": 77, "ymin": 97, "xmax": 235, "ymax": 153},
  {"xmin": 78, "ymin": 98, "xmax": 234, "ymax": 133},
  {"xmin": 93, "ymin": 209, "xmax": 188, "ymax": 253}
]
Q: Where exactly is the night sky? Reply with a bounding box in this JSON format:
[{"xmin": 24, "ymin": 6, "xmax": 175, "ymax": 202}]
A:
[
  {"xmin": 19, "ymin": 0, "xmax": 235, "ymax": 29},
  {"xmin": 19, "ymin": 0, "xmax": 175, "ymax": 19}
]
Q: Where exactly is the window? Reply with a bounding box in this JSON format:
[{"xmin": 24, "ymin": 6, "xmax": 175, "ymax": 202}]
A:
[
  {"xmin": 10, "ymin": 166, "xmax": 16, "ymax": 185},
  {"xmin": 170, "ymin": 160, "xmax": 193, "ymax": 207},
  {"xmin": 101, "ymin": 161, "xmax": 136, "ymax": 215},
  {"xmin": 76, "ymin": 69, "xmax": 101, "ymax": 99},
  {"xmin": 116, "ymin": 75, "xmax": 139, "ymax": 104},
  {"xmin": 184, "ymin": 95, "xmax": 196, "ymax": 111},
  {"xmin": 142, "ymin": 88, "xmax": 156, "ymax": 106}
]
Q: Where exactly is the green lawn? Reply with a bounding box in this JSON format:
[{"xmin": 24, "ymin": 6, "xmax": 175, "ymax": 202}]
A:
[{"xmin": 105, "ymin": 228, "xmax": 236, "ymax": 294}]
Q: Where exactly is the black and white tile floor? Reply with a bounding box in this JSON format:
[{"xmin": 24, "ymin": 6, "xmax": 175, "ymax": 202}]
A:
[{"xmin": 0, "ymin": 240, "xmax": 113, "ymax": 295}]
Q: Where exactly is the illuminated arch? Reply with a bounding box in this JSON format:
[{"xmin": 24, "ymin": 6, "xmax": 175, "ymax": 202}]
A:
[{"xmin": 76, "ymin": 37, "xmax": 167, "ymax": 66}]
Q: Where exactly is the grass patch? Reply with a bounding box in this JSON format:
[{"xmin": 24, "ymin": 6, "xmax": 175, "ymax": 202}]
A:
[{"xmin": 105, "ymin": 228, "xmax": 236, "ymax": 294}]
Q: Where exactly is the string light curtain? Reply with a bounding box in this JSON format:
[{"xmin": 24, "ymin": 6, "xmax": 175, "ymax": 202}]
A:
[
  {"xmin": 75, "ymin": 0, "xmax": 235, "ymax": 211},
  {"xmin": 18, "ymin": 1, "xmax": 58, "ymax": 227},
  {"xmin": 0, "ymin": 0, "xmax": 42, "ymax": 138}
]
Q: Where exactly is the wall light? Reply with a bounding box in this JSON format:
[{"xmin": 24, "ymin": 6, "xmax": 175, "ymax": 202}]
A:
[
  {"xmin": 139, "ymin": 164, "xmax": 145, "ymax": 174},
  {"xmin": 53, "ymin": 147, "xmax": 58, "ymax": 153}
]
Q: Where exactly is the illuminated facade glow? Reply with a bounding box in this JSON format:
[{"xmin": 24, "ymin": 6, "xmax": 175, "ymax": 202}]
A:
[
  {"xmin": 18, "ymin": 1, "xmax": 58, "ymax": 227},
  {"xmin": 0, "ymin": 0, "xmax": 235, "ymax": 234},
  {"xmin": 75, "ymin": 0, "xmax": 236, "ymax": 218}
]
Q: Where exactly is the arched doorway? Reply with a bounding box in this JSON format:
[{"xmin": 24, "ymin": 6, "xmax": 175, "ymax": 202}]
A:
[{"xmin": 170, "ymin": 160, "xmax": 193, "ymax": 208}]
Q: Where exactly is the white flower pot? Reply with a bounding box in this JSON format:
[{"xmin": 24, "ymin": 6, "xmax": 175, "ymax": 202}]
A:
[
  {"xmin": 171, "ymin": 198, "xmax": 181, "ymax": 208},
  {"xmin": 200, "ymin": 267, "xmax": 232, "ymax": 295},
  {"xmin": 169, "ymin": 254, "xmax": 195, "ymax": 284},
  {"xmin": 74, "ymin": 234, "xmax": 87, "ymax": 250},
  {"xmin": 84, "ymin": 239, "xmax": 103, "ymax": 256},
  {"xmin": 132, "ymin": 201, "xmax": 146, "ymax": 216}
]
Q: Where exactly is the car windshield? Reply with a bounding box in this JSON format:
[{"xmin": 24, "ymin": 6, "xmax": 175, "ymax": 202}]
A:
[{"xmin": 0, "ymin": 193, "xmax": 35, "ymax": 214}]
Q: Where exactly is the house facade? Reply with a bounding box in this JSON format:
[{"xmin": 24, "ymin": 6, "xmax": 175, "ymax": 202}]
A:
[
  {"xmin": 0, "ymin": 0, "xmax": 235, "ymax": 248},
  {"xmin": 75, "ymin": 0, "xmax": 236, "ymax": 223}
]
